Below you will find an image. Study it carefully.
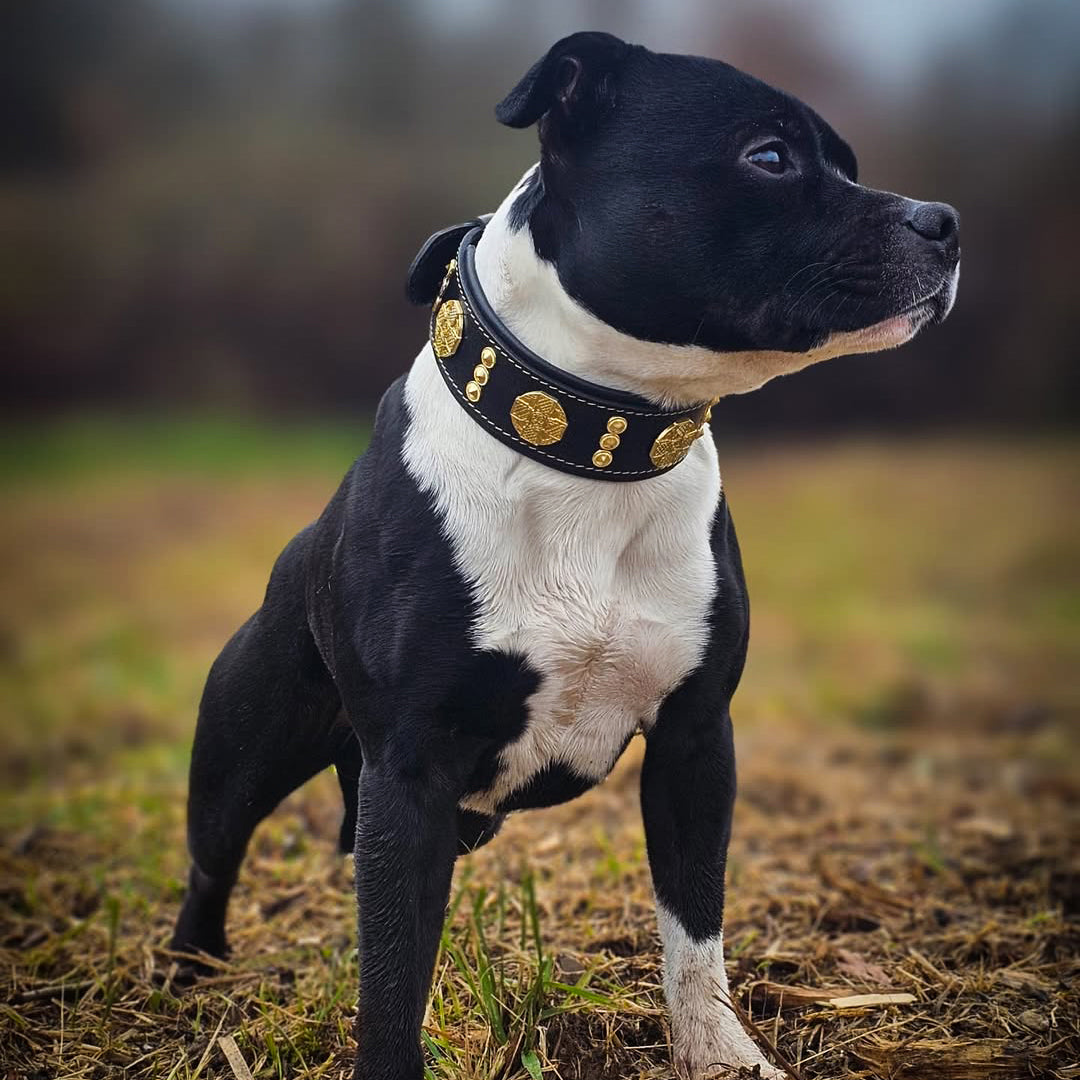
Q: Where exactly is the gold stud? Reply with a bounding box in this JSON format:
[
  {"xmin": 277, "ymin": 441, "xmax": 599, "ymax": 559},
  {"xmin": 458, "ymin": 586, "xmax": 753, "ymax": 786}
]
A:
[
  {"xmin": 480, "ymin": 346, "xmax": 496, "ymax": 368},
  {"xmin": 433, "ymin": 299, "xmax": 464, "ymax": 357},
  {"xmin": 473, "ymin": 365, "xmax": 489, "ymax": 386},
  {"xmin": 510, "ymin": 391, "xmax": 568, "ymax": 446},
  {"xmin": 650, "ymin": 418, "xmax": 703, "ymax": 469},
  {"xmin": 593, "ymin": 419, "xmax": 625, "ymax": 466},
  {"xmin": 465, "ymin": 381, "xmax": 482, "ymax": 402}
]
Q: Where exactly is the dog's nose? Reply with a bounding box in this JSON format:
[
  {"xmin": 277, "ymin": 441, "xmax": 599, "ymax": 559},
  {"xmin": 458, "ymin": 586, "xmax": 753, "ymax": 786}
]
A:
[{"xmin": 906, "ymin": 201, "xmax": 959, "ymax": 245}]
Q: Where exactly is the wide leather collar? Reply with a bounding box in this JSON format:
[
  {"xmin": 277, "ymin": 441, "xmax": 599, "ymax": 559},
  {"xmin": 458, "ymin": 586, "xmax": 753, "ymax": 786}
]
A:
[{"xmin": 406, "ymin": 220, "xmax": 714, "ymax": 482}]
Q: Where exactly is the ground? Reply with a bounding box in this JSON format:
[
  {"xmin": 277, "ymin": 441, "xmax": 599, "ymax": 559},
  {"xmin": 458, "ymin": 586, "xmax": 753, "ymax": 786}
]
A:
[{"xmin": 1, "ymin": 422, "xmax": 1077, "ymax": 1080}]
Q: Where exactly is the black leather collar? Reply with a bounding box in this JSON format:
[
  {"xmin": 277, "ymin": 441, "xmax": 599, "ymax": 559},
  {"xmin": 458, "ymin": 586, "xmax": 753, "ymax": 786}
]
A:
[{"xmin": 407, "ymin": 220, "xmax": 714, "ymax": 482}]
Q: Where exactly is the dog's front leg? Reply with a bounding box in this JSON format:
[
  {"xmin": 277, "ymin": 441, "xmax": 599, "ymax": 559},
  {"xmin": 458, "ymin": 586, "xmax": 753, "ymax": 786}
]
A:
[
  {"xmin": 351, "ymin": 755, "xmax": 459, "ymax": 1080},
  {"xmin": 641, "ymin": 702, "xmax": 781, "ymax": 1080}
]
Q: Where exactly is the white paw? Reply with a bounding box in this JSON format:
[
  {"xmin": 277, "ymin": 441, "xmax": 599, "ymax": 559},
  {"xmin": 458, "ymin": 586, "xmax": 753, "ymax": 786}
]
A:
[
  {"xmin": 672, "ymin": 1015, "xmax": 784, "ymax": 1080},
  {"xmin": 656, "ymin": 911, "xmax": 785, "ymax": 1080}
]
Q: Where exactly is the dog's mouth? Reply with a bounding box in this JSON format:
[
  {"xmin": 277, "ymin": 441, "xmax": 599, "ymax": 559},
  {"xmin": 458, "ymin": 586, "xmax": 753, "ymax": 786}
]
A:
[
  {"xmin": 829, "ymin": 266, "xmax": 959, "ymax": 355},
  {"xmin": 844, "ymin": 302, "xmax": 934, "ymax": 352}
]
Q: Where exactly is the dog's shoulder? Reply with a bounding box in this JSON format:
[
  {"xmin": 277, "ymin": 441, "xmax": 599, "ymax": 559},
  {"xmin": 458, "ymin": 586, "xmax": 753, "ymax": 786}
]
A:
[{"xmin": 304, "ymin": 376, "xmax": 480, "ymax": 690}]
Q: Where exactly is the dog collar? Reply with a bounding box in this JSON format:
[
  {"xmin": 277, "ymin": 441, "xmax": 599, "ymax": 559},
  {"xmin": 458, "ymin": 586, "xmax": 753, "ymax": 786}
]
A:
[{"xmin": 406, "ymin": 220, "xmax": 714, "ymax": 481}]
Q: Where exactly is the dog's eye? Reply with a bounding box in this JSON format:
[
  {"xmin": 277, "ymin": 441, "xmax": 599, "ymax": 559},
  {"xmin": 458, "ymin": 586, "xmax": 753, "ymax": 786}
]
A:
[{"xmin": 746, "ymin": 144, "xmax": 788, "ymax": 175}]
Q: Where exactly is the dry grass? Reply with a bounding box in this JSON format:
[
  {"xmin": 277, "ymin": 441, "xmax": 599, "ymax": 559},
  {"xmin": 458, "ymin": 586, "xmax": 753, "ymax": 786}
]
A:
[{"xmin": 0, "ymin": 426, "xmax": 1077, "ymax": 1079}]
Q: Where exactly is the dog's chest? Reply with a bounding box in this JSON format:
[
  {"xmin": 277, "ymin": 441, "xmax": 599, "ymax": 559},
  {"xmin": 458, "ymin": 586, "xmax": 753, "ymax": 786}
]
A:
[
  {"xmin": 403, "ymin": 357, "xmax": 720, "ymax": 812},
  {"xmin": 460, "ymin": 517, "xmax": 716, "ymax": 812}
]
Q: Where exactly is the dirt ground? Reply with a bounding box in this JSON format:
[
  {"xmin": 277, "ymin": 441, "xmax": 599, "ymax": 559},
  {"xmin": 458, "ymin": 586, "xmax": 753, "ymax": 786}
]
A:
[{"xmin": 1, "ymin": 429, "xmax": 1077, "ymax": 1079}]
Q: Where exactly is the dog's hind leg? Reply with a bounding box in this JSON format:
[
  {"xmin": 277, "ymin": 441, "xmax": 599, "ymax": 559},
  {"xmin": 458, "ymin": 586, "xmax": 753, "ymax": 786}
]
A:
[{"xmin": 171, "ymin": 533, "xmax": 343, "ymax": 963}]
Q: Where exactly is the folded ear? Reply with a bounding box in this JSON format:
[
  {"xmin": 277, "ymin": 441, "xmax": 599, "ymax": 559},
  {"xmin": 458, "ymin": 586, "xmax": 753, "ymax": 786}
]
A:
[{"xmin": 495, "ymin": 31, "xmax": 631, "ymax": 135}]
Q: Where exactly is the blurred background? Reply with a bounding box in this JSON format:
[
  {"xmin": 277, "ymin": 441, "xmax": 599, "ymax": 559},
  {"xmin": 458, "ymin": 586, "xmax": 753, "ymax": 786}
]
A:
[
  {"xmin": 3, "ymin": 0, "xmax": 1079, "ymax": 428},
  {"xmin": 2, "ymin": 4, "xmax": 1079, "ymax": 1077}
]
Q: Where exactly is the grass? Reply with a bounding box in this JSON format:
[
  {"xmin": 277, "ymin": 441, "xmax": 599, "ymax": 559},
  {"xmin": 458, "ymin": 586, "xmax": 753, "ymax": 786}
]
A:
[
  {"xmin": 0, "ymin": 415, "xmax": 371, "ymax": 486},
  {"xmin": 1, "ymin": 420, "xmax": 1078, "ymax": 1079}
]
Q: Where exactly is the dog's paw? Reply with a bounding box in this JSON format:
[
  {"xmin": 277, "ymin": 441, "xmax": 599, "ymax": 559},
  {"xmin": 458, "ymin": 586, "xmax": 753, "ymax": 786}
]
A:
[
  {"xmin": 672, "ymin": 1016, "xmax": 784, "ymax": 1080},
  {"xmin": 675, "ymin": 1054, "xmax": 785, "ymax": 1080},
  {"xmin": 677, "ymin": 1066, "xmax": 784, "ymax": 1080}
]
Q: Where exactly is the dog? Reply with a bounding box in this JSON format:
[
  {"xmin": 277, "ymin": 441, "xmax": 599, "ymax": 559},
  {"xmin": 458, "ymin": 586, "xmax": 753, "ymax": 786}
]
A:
[{"xmin": 170, "ymin": 32, "xmax": 959, "ymax": 1080}]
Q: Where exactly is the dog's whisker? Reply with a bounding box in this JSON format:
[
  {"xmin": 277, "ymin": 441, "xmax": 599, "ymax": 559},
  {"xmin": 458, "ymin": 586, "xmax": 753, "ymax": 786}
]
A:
[
  {"xmin": 782, "ymin": 257, "xmax": 865, "ymax": 320},
  {"xmin": 804, "ymin": 286, "xmax": 846, "ymax": 326},
  {"xmin": 780, "ymin": 258, "xmax": 831, "ymax": 291}
]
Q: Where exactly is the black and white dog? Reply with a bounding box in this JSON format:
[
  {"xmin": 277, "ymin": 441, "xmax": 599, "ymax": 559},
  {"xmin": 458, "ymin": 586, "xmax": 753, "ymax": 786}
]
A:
[{"xmin": 171, "ymin": 32, "xmax": 959, "ymax": 1080}]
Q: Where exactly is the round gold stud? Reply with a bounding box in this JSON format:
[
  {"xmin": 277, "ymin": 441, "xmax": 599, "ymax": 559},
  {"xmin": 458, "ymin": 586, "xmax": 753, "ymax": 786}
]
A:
[
  {"xmin": 510, "ymin": 391, "xmax": 568, "ymax": 446},
  {"xmin": 473, "ymin": 365, "xmax": 489, "ymax": 386},
  {"xmin": 607, "ymin": 416, "xmax": 627, "ymax": 435},
  {"xmin": 650, "ymin": 418, "xmax": 703, "ymax": 469},
  {"xmin": 480, "ymin": 346, "xmax": 496, "ymax": 369},
  {"xmin": 432, "ymin": 299, "xmax": 464, "ymax": 358},
  {"xmin": 465, "ymin": 381, "xmax": 482, "ymax": 403},
  {"xmin": 599, "ymin": 433, "xmax": 620, "ymax": 451},
  {"xmin": 592, "ymin": 450, "xmax": 613, "ymax": 468}
]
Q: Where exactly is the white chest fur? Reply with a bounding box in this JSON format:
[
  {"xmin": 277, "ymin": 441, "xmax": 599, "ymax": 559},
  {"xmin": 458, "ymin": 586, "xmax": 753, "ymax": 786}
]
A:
[{"xmin": 402, "ymin": 352, "xmax": 721, "ymax": 813}]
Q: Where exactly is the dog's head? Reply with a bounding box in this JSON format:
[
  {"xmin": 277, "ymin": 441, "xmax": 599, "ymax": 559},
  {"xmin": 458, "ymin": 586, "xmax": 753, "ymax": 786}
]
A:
[{"xmin": 496, "ymin": 32, "xmax": 960, "ymax": 398}]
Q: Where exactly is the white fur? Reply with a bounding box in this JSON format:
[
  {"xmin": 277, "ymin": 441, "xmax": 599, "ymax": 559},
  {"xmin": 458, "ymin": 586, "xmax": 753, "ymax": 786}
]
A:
[
  {"xmin": 657, "ymin": 905, "xmax": 782, "ymax": 1079},
  {"xmin": 401, "ymin": 178, "xmax": 721, "ymax": 814}
]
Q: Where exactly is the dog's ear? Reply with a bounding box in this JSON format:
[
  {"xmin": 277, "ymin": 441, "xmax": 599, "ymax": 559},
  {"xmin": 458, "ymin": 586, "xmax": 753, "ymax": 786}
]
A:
[{"xmin": 495, "ymin": 32, "xmax": 631, "ymax": 136}]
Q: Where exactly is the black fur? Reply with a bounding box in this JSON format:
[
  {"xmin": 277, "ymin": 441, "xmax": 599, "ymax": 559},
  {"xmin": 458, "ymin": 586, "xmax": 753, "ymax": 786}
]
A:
[
  {"xmin": 505, "ymin": 164, "xmax": 543, "ymax": 233},
  {"xmin": 172, "ymin": 33, "xmax": 959, "ymax": 1080},
  {"xmin": 494, "ymin": 31, "xmax": 629, "ymax": 135}
]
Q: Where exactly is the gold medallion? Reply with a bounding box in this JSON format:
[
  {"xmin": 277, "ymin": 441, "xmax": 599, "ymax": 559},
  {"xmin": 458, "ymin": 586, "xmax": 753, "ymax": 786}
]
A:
[
  {"xmin": 649, "ymin": 418, "xmax": 703, "ymax": 469},
  {"xmin": 509, "ymin": 391, "xmax": 568, "ymax": 446},
  {"xmin": 432, "ymin": 299, "xmax": 464, "ymax": 357}
]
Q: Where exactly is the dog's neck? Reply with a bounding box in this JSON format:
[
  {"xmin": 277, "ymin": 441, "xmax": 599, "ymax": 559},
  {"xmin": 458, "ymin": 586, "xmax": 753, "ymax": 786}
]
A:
[{"xmin": 472, "ymin": 168, "xmax": 730, "ymax": 410}]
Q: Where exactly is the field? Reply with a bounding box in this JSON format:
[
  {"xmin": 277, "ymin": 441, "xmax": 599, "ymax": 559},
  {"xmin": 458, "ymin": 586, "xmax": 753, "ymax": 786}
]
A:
[{"xmin": 1, "ymin": 422, "xmax": 1077, "ymax": 1080}]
